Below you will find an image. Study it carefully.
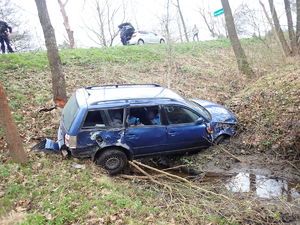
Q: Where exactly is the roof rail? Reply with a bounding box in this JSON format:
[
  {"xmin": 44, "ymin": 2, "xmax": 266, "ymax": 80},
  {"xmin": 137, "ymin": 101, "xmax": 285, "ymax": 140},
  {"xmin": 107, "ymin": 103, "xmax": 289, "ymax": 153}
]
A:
[
  {"xmin": 90, "ymin": 97, "xmax": 177, "ymax": 105},
  {"xmin": 85, "ymin": 84, "xmax": 161, "ymax": 90}
]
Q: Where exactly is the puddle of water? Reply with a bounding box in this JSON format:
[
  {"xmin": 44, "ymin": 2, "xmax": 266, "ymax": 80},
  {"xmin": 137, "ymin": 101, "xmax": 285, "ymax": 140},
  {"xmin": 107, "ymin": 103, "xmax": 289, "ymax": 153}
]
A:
[{"xmin": 211, "ymin": 172, "xmax": 300, "ymax": 201}]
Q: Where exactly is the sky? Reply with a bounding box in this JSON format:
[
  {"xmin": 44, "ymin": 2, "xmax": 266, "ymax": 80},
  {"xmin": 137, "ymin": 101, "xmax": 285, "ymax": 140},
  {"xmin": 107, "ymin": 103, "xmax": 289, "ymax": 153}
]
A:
[{"xmin": 11, "ymin": 0, "xmax": 289, "ymax": 49}]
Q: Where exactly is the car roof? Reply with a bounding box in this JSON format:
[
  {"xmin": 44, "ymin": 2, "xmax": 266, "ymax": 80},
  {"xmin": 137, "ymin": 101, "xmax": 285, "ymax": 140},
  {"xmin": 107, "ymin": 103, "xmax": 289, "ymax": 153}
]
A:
[{"xmin": 76, "ymin": 84, "xmax": 186, "ymax": 106}]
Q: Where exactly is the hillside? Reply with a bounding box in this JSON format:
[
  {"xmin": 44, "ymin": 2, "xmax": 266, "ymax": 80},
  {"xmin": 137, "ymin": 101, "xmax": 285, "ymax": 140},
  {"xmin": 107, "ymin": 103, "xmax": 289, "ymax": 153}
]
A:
[{"xmin": 0, "ymin": 39, "xmax": 299, "ymax": 224}]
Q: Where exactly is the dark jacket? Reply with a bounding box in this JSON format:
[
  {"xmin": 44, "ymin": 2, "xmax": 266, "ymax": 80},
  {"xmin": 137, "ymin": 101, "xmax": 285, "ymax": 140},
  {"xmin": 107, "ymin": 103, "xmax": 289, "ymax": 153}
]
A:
[{"xmin": 0, "ymin": 21, "xmax": 12, "ymax": 35}]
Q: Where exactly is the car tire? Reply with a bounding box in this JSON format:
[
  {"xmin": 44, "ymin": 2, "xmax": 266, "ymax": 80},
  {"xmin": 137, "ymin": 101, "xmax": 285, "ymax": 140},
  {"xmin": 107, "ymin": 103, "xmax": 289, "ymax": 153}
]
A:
[
  {"xmin": 160, "ymin": 39, "xmax": 165, "ymax": 44},
  {"xmin": 96, "ymin": 149, "xmax": 127, "ymax": 175},
  {"xmin": 214, "ymin": 135, "xmax": 230, "ymax": 145},
  {"xmin": 137, "ymin": 39, "xmax": 144, "ymax": 45}
]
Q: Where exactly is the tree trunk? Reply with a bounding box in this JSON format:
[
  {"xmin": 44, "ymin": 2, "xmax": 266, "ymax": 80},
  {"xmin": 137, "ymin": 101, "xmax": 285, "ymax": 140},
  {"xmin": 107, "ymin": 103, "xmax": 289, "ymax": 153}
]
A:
[
  {"xmin": 177, "ymin": 14, "xmax": 183, "ymax": 42},
  {"xmin": 259, "ymin": 0, "xmax": 282, "ymax": 50},
  {"xmin": 95, "ymin": 0, "xmax": 107, "ymax": 47},
  {"xmin": 165, "ymin": 0, "xmax": 171, "ymax": 41},
  {"xmin": 268, "ymin": 0, "xmax": 291, "ymax": 56},
  {"xmin": 296, "ymin": 0, "xmax": 300, "ymax": 49},
  {"xmin": 35, "ymin": 0, "xmax": 67, "ymax": 107},
  {"xmin": 284, "ymin": 0, "xmax": 297, "ymax": 55},
  {"xmin": 221, "ymin": 0, "xmax": 254, "ymax": 77},
  {"xmin": 176, "ymin": 0, "xmax": 189, "ymax": 42},
  {"xmin": 57, "ymin": 0, "xmax": 75, "ymax": 49},
  {"xmin": 0, "ymin": 83, "xmax": 27, "ymax": 163}
]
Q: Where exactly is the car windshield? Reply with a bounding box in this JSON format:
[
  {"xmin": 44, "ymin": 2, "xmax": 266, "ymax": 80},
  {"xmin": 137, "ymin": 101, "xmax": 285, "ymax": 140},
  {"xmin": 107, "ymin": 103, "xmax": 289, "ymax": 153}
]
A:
[
  {"xmin": 186, "ymin": 99, "xmax": 212, "ymax": 120},
  {"xmin": 62, "ymin": 94, "xmax": 79, "ymax": 131}
]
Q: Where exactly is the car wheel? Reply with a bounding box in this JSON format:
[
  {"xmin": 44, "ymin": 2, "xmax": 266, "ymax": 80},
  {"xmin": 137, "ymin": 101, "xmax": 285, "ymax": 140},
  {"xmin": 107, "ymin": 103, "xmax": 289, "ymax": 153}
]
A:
[
  {"xmin": 137, "ymin": 39, "xmax": 144, "ymax": 45},
  {"xmin": 96, "ymin": 149, "xmax": 127, "ymax": 175},
  {"xmin": 214, "ymin": 135, "xmax": 230, "ymax": 145},
  {"xmin": 160, "ymin": 39, "xmax": 165, "ymax": 44}
]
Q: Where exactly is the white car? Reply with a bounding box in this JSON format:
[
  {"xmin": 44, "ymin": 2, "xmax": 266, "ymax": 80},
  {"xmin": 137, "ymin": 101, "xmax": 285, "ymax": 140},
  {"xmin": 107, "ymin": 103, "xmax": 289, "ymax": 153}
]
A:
[{"xmin": 128, "ymin": 31, "xmax": 165, "ymax": 45}]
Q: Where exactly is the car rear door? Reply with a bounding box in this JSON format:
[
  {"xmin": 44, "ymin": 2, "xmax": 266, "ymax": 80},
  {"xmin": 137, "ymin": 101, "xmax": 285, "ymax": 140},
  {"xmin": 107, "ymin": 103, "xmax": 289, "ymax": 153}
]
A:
[
  {"xmin": 124, "ymin": 105, "xmax": 167, "ymax": 156},
  {"xmin": 163, "ymin": 105, "xmax": 210, "ymax": 152}
]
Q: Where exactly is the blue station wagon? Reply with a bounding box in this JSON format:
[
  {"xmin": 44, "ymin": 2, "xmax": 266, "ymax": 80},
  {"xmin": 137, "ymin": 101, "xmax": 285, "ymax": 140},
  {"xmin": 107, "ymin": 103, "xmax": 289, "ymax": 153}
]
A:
[{"xmin": 49, "ymin": 84, "xmax": 237, "ymax": 174}]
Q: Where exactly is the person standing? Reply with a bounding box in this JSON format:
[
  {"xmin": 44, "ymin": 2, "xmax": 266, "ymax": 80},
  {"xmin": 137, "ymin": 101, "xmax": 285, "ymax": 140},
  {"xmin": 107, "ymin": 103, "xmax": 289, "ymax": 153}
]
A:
[
  {"xmin": 0, "ymin": 20, "xmax": 14, "ymax": 53},
  {"xmin": 118, "ymin": 22, "xmax": 135, "ymax": 45},
  {"xmin": 192, "ymin": 24, "xmax": 199, "ymax": 42}
]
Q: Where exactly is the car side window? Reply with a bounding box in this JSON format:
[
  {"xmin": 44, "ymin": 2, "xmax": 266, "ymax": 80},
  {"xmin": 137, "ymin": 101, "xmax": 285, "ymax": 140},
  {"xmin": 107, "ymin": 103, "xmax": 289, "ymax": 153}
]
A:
[
  {"xmin": 82, "ymin": 110, "xmax": 107, "ymax": 128},
  {"xmin": 107, "ymin": 109, "xmax": 124, "ymax": 127},
  {"xmin": 128, "ymin": 106, "xmax": 161, "ymax": 127},
  {"xmin": 165, "ymin": 106, "xmax": 199, "ymax": 125}
]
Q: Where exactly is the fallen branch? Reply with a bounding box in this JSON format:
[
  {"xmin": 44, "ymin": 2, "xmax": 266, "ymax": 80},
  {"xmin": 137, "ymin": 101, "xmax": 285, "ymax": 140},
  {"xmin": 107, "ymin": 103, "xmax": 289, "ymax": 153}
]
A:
[
  {"xmin": 119, "ymin": 174, "xmax": 167, "ymax": 180},
  {"xmin": 128, "ymin": 161, "xmax": 173, "ymax": 191},
  {"xmin": 284, "ymin": 160, "xmax": 300, "ymax": 174},
  {"xmin": 162, "ymin": 165, "xmax": 186, "ymax": 171},
  {"xmin": 132, "ymin": 160, "xmax": 231, "ymax": 200},
  {"xmin": 38, "ymin": 106, "xmax": 57, "ymax": 113},
  {"xmin": 218, "ymin": 146, "xmax": 244, "ymax": 163}
]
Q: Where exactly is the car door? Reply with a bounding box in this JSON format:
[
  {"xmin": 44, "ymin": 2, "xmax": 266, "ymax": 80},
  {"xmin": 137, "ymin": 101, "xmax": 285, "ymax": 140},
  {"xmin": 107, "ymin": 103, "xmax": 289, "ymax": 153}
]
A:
[
  {"xmin": 124, "ymin": 105, "xmax": 167, "ymax": 156},
  {"xmin": 163, "ymin": 105, "xmax": 210, "ymax": 152},
  {"xmin": 76, "ymin": 108, "xmax": 124, "ymax": 152},
  {"xmin": 151, "ymin": 33, "xmax": 160, "ymax": 43}
]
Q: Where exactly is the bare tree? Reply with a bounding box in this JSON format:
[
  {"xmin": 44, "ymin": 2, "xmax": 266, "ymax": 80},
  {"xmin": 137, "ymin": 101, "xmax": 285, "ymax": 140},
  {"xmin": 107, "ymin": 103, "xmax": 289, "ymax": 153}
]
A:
[
  {"xmin": 84, "ymin": 0, "xmax": 126, "ymax": 47},
  {"xmin": 35, "ymin": 0, "xmax": 67, "ymax": 107},
  {"xmin": 174, "ymin": 0, "xmax": 189, "ymax": 42},
  {"xmin": 268, "ymin": 0, "xmax": 292, "ymax": 56},
  {"xmin": 221, "ymin": 0, "xmax": 254, "ymax": 77},
  {"xmin": 57, "ymin": 0, "xmax": 75, "ymax": 48},
  {"xmin": 0, "ymin": 83, "xmax": 27, "ymax": 163},
  {"xmin": 296, "ymin": 0, "xmax": 300, "ymax": 48},
  {"xmin": 176, "ymin": 12, "xmax": 184, "ymax": 42},
  {"xmin": 198, "ymin": 7, "xmax": 226, "ymax": 38},
  {"xmin": 284, "ymin": 0, "xmax": 297, "ymax": 54},
  {"xmin": 159, "ymin": 0, "xmax": 171, "ymax": 41}
]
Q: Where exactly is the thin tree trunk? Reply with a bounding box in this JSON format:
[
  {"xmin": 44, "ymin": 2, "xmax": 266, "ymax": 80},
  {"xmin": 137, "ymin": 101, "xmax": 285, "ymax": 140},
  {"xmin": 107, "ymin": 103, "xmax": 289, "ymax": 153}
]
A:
[
  {"xmin": 165, "ymin": 0, "xmax": 170, "ymax": 41},
  {"xmin": 35, "ymin": 0, "xmax": 67, "ymax": 107},
  {"xmin": 177, "ymin": 14, "xmax": 183, "ymax": 43},
  {"xmin": 0, "ymin": 83, "xmax": 27, "ymax": 163},
  {"xmin": 57, "ymin": 0, "xmax": 75, "ymax": 49},
  {"xmin": 95, "ymin": 0, "xmax": 107, "ymax": 47},
  {"xmin": 175, "ymin": 0, "xmax": 189, "ymax": 42},
  {"xmin": 221, "ymin": 0, "xmax": 254, "ymax": 77},
  {"xmin": 259, "ymin": 0, "xmax": 282, "ymax": 50},
  {"xmin": 296, "ymin": 0, "xmax": 300, "ymax": 49},
  {"xmin": 268, "ymin": 0, "xmax": 291, "ymax": 56},
  {"xmin": 284, "ymin": 0, "xmax": 297, "ymax": 55}
]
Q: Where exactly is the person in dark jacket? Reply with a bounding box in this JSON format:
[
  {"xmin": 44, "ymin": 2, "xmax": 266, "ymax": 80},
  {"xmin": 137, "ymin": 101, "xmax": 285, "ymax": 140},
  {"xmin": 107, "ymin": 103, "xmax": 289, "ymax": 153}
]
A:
[
  {"xmin": 0, "ymin": 20, "xmax": 14, "ymax": 53},
  {"xmin": 118, "ymin": 22, "xmax": 135, "ymax": 45}
]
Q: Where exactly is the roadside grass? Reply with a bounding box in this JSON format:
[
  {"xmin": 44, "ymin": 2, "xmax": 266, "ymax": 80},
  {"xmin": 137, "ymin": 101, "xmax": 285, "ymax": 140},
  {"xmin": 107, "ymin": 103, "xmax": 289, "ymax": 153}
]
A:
[{"xmin": 1, "ymin": 38, "xmax": 299, "ymax": 224}]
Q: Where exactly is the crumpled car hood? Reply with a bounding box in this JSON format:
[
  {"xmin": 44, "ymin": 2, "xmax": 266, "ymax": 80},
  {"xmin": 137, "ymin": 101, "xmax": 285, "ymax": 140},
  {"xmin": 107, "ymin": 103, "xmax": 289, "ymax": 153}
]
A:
[{"xmin": 192, "ymin": 99, "xmax": 237, "ymax": 124}]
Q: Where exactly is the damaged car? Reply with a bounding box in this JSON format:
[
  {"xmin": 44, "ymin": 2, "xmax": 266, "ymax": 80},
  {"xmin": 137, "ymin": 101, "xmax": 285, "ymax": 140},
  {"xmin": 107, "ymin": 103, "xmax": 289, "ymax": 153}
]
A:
[{"xmin": 42, "ymin": 84, "xmax": 237, "ymax": 174}]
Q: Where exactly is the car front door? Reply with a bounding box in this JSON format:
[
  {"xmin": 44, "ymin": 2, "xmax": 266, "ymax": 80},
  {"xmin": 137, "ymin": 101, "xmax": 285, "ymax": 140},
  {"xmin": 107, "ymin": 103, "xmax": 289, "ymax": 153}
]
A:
[
  {"xmin": 163, "ymin": 105, "xmax": 210, "ymax": 152},
  {"xmin": 124, "ymin": 105, "xmax": 167, "ymax": 156}
]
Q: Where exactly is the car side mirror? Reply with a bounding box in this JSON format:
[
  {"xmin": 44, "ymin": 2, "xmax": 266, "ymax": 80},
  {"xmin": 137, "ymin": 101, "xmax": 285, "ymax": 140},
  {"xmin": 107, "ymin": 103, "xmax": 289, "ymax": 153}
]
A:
[{"xmin": 195, "ymin": 118, "xmax": 205, "ymax": 125}]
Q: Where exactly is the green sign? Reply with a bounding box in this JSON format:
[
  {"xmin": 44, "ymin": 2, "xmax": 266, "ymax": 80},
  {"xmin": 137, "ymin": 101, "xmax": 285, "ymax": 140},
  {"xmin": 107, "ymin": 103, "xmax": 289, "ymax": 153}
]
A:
[{"xmin": 214, "ymin": 8, "xmax": 224, "ymax": 17}]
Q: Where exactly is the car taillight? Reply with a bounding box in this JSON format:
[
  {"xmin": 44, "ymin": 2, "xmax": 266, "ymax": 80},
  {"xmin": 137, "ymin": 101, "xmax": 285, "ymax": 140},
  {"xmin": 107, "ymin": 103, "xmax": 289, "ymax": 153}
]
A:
[{"xmin": 65, "ymin": 134, "xmax": 77, "ymax": 148}]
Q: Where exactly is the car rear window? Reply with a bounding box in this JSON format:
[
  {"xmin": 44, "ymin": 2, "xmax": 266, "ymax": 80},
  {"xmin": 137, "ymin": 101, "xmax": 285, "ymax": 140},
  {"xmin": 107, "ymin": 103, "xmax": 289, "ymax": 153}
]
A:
[
  {"xmin": 62, "ymin": 94, "xmax": 79, "ymax": 131},
  {"xmin": 82, "ymin": 108, "xmax": 124, "ymax": 129}
]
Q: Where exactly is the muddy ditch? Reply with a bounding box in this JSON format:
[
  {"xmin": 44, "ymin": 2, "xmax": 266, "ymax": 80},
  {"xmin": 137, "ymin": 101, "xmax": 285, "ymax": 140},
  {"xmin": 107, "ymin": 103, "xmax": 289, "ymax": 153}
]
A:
[{"xmin": 125, "ymin": 155, "xmax": 300, "ymax": 205}]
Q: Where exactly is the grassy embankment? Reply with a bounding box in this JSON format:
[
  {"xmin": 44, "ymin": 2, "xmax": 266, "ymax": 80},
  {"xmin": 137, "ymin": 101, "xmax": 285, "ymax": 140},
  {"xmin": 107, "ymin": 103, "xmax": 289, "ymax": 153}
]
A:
[{"xmin": 0, "ymin": 38, "xmax": 299, "ymax": 224}]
